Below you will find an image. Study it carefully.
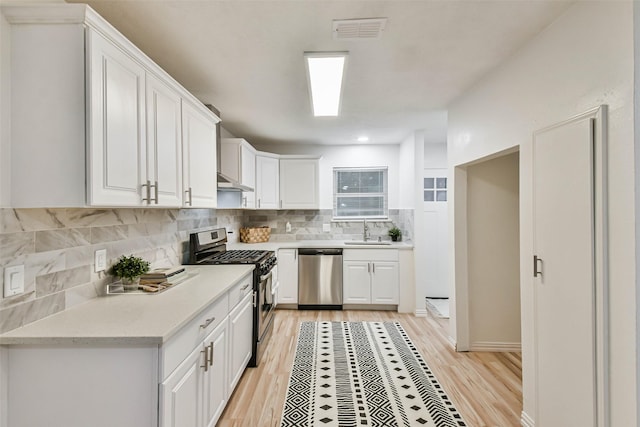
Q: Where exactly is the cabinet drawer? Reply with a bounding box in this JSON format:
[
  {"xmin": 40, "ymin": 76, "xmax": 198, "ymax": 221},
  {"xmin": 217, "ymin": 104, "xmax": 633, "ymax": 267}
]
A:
[
  {"xmin": 343, "ymin": 249, "xmax": 398, "ymax": 262},
  {"xmin": 228, "ymin": 273, "xmax": 253, "ymax": 310},
  {"xmin": 161, "ymin": 294, "xmax": 229, "ymax": 380}
]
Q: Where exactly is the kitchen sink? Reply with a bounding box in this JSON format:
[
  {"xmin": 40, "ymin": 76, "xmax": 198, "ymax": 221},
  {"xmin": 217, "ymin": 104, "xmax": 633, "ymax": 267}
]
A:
[{"xmin": 344, "ymin": 241, "xmax": 392, "ymax": 246}]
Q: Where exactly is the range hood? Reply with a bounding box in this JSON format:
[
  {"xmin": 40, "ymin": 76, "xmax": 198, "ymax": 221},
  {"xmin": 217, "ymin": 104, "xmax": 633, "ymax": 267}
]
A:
[
  {"xmin": 206, "ymin": 104, "xmax": 255, "ymax": 193},
  {"xmin": 217, "ymin": 172, "xmax": 254, "ymax": 192}
]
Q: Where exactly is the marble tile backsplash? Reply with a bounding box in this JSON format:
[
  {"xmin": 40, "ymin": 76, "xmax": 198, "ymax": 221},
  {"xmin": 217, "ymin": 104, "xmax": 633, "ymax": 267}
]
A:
[
  {"xmin": 0, "ymin": 208, "xmax": 244, "ymax": 334},
  {"xmin": 0, "ymin": 207, "xmax": 412, "ymax": 334},
  {"xmin": 242, "ymin": 209, "xmax": 413, "ymax": 242}
]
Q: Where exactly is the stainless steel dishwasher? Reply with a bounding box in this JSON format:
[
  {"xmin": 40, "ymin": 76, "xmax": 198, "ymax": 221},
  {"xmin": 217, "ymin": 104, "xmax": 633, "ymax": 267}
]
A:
[{"xmin": 298, "ymin": 248, "xmax": 343, "ymax": 309}]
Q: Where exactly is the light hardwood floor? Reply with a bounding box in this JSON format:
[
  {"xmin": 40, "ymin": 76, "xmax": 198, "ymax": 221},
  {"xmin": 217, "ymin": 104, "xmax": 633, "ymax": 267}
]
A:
[{"xmin": 218, "ymin": 309, "xmax": 522, "ymax": 427}]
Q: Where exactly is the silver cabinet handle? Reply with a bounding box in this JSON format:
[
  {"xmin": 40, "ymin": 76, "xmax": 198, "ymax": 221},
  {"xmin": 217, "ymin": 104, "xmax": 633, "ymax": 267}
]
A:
[
  {"xmin": 199, "ymin": 317, "xmax": 216, "ymax": 329},
  {"xmin": 201, "ymin": 347, "xmax": 209, "ymax": 372},
  {"xmin": 142, "ymin": 180, "xmax": 151, "ymax": 204},
  {"xmin": 208, "ymin": 342, "xmax": 214, "ymax": 367},
  {"xmin": 372, "ymin": 263, "xmax": 375, "ymax": 274},
  {"xmin": 279, "ymin": 200, "xmax": 282, "ymax": 209},
  {"xmin": 153, "ymin": 180, "xmax": 158, "ymax": 204},
  {"xmin": 241, "ymin": 283, "xmax": 251, "ymax": 291},
  {"xmin": 258, "ymin": 198, "xmax": 261, "ymax": 208},
  {"xmin": 368, "ymin": 262, "xmax": 371, "ymax": 273},
  {"xmin": 185, "ymin": 187, "xmax": 193, "ymax": 206},
  {"xmin": 533, "ymin": 255, "xmax": 543, "ymax": 278}
]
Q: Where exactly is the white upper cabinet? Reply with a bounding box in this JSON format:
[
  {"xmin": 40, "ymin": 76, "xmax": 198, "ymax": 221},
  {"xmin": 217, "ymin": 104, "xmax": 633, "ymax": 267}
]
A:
[
  {"xmin": 219, "ymin": 138, "xmax": 256, "ymax": 208},
  {"xmin": 182, "ymin": 100, "xmax": 218, "ymax": 208},
  {"xmin": 2, "ymin": 4, "xmax": 220, "ymax": 208},
  {"xmin": 279, "ymin": 158, "xmax": 319, "ymax": 209},
  {"xmin": 146, "ymin": 73, "xmax": 183, "ymax": 207},
  {"xmin": 255, "ymin": 154, "xmax": 280, "ymax": 209},
  {"xmin": 87, "ymin": 29, "xmax": 146, "ymax": 206}
]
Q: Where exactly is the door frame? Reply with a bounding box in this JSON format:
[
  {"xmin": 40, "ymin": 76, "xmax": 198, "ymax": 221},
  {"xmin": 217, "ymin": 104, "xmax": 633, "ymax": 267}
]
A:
[{"xmin": 531, "ymin": 105, "xmax": 609, "ymax": 427}]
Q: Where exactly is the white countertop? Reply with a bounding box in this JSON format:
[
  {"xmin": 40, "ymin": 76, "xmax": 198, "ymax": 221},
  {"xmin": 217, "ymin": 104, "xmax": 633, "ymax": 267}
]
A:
[
  {"xmin": 228, "ymin": 239, "xmax": 414, "ymax": 251},
  {"xmin": 0, "ymin": 265, "xmax": 254, "ymax": 346}
]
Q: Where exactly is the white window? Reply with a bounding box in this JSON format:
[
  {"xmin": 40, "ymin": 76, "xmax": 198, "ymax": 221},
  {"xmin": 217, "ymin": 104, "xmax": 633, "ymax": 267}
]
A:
[
  {"xmin": 424, "ymin": 177, "xmax": 447, "ymax": 202},
  {"xmin": 333, "ymin": 167, "xmax": 388, "ymax": 219}
]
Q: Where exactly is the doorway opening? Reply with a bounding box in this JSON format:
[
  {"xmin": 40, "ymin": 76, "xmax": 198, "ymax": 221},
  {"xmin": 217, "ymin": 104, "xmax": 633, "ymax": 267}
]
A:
[{"xmin": 452, "ymin": 149, "xmax": 521, "ymax": 352}]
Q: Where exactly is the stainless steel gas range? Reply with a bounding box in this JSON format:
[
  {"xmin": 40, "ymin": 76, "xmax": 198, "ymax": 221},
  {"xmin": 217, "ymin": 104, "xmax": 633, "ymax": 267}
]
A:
[{"xmin": 187, "ymin": 228, "xmax": 276, "ymax": 367}]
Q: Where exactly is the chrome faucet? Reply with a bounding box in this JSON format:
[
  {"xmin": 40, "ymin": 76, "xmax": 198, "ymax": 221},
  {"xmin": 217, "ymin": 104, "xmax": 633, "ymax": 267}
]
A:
[{"xmin": 363, "ymin": 219, "xmax": 370, "ymax": 241}]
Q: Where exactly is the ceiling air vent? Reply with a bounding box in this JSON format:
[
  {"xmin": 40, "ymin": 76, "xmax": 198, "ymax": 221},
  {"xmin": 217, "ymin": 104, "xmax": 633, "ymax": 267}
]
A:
[{"xmin": 332, "ymin": 18, "xmax": 388, "ymax": 41}]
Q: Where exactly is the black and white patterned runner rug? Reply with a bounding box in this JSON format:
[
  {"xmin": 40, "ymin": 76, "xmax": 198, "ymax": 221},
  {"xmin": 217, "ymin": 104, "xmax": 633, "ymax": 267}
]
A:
[{"xmin": 280, "ymin": 321, "xmax": 467, "ymax": 427}]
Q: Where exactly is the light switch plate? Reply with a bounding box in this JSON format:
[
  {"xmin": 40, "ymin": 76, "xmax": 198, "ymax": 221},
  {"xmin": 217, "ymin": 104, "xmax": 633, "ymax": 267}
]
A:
[
  {"xmin": 4, "ymin": 265, "xmax": 25, "ymax": 297},
  {"xmin": 95, "ymin": 249, "xmax": 107, "ymax": 273}
]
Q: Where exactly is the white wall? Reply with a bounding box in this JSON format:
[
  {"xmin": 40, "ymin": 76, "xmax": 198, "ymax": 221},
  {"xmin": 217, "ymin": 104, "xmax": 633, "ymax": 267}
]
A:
[
  {"xmin": 253, "ymin": 143, "xmax": 401, "ymax": 210},
  {"xmin": 466, "ymin": 152, "xmax": 520, "ymax": 350},
  {"xmin": 399, "ymin": 133, "xmax": 416, "ymax": 209},
  {"xmin": 0, "ymin": 11, "xmax": 10, "ymax": 207},
  {"xmin": 423, "ymin": 143, "xmax": 447, "ymax": 169},
  {"xmin": 447, "ymin": 2, "xmax": 634, "ymax": 425}
]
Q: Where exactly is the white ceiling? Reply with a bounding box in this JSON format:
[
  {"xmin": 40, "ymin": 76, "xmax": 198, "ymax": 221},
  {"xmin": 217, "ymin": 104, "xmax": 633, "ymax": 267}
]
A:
[{"xmin": 69, "ymin": 0, "xmax": 573, "ymax": 145}]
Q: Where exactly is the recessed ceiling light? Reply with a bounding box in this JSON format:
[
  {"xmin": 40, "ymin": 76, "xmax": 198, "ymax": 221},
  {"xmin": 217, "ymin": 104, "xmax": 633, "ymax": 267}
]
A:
[
  {"xmin": 357, "ymin": 136, "xmax": 369, "ymax": 142},
  {"xmin": 304, "ymin": 52, "xmax": 348, "ymax": 117}
]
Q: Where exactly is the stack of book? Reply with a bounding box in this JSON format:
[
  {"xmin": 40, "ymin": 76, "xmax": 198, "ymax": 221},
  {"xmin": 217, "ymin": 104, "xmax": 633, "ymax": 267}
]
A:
[{"xmin": 138, "ymin": 266, "xmax": 187, "ymax": 292}]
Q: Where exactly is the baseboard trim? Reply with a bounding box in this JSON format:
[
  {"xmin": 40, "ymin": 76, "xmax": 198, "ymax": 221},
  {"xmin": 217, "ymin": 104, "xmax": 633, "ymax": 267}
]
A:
[
  {"xmin": 520, "ymin": 411, "xmax": 534, "ymax": 427},
  {"xmin": 469, "ymin": 341, "xmax": 522, "ymax": 352},
  {"xmin": 414, "ymin": 308, "xmax": 428, "ymax": 317}
]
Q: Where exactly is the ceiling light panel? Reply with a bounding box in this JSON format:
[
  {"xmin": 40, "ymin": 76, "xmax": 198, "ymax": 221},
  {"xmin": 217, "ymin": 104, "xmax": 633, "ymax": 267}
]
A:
[
  {"xmin": 332, "ymin": 18, "xmax": 388, "ymax": 41},
  {"xmin": 305, "ymin": 52, "xmax": 348, "ymax": 117}
]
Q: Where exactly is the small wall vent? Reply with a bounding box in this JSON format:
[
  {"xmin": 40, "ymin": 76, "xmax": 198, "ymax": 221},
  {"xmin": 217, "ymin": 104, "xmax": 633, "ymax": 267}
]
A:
[{"xmin": 332, "ymin": 18, "xmax": 387, "ymax": 40}]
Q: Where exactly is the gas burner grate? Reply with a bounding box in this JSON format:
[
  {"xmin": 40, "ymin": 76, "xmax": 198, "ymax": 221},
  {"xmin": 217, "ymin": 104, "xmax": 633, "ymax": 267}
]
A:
[{"xmin": 208, "ymin": 250, "xmax": 268, "ymax": 263}]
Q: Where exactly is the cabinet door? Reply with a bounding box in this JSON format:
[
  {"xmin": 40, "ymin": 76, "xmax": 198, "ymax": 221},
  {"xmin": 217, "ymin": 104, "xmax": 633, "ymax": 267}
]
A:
[
  {"xmin": 146, "ymin": 73, "xmax": 182, "ymax": 206},
  {"xmin": 343, "ymin": 261, "xmax": 371, "ymax": 304},
  {"xmin": 202, "ymin": 320, "xmax": 228, "ymax": 427},
  {"xmin": 241, "ymin": 144, "xmax": 256, "ymax": 209},
  {"xmin": 160, "ymin": 345, "xmax": 204, "ymax": 427},
  {"xmin": 256, "ymin": 155, "xmax": 279, "ymax": 209},
  {"xmin": 88, "ymin": 29, "xmax": 146, "ymax": 206},
  {"xmin": 228, "ymin": 292, "xmax": 253, "ymax": 392},
  {"xmin": 279, "ymin": 158, "xmax": 319, "ymax": 209},
  {"xmin": 371, "ymin": 262, "xmax": 399, "ymax": 304},
  {"xmin": 182, "ymin": 100, "xmax": 217, "ymax": 208},
  {"xmin": 277, "ymin": 249, "xmax": 298, "ymax": 304}
]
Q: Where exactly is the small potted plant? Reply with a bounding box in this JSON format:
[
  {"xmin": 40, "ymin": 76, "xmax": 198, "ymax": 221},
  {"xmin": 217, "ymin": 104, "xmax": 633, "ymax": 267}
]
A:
[
  {"xmin": 110, "ymin": 255, "xmax": 150, "ymax": 290},
  {"xmin": 388, "ymin": 226, "xmax": 402, "ymax": 242}
]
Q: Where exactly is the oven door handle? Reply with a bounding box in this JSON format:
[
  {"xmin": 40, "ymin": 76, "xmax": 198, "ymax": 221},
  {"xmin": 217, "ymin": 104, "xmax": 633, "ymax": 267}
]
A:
[{"xmin": 259, "ymin": 270, "xmax": 273, "ymax": 282}]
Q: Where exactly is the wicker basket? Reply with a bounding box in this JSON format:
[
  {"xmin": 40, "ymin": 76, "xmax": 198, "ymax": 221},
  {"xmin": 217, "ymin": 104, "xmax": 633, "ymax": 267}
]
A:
[{"xmin": 239, "ymin": 226, "xmax": 271, "ymax": 243}]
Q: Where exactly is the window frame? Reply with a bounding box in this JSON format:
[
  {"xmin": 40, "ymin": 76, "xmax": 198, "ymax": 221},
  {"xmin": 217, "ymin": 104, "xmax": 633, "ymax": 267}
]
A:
[{"xmin": 333, "ymin": 166, "xmax": 389, "ymax": 220}]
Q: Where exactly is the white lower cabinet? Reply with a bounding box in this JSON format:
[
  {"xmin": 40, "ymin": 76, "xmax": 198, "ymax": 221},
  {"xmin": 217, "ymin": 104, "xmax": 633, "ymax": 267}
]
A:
[
  {"xmin": 277, "ymin": 249, "xmax": 298, "ymax": 304},
  {"xmin": 159, "ymin": 316, "xmax": 230, "ymax": 427},
  {"xmin": 228, "ymin": 292, "xmax": 253, "ymax": 392},
  {"xmin": 343, "ymin": 250, "xmax": 399, "ymax": 305}
]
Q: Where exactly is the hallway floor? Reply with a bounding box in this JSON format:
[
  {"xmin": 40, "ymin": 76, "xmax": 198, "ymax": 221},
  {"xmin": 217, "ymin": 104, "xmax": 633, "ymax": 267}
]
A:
[{"xmin": 218, "ymin": 309, "xmax": 522, "ymax": 427}]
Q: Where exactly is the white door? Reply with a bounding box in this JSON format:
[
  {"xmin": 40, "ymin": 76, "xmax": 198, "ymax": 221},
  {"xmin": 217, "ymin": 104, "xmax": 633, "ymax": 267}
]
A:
[
  {"xmin": 228, "ymin": 292, "xmax": 253, "ymax": 392},
  {"xmin": 160, "ymin": 345, "xmax": 203, "ymax": 427},
  {"xmin": 343, "ymin": 261, "xmax": 371, "ymax": 304},
  {"xmin": 280, "ymin": 158, "xmax": 319, "ymax": 209},
  {"xmin": 241, "ymin": 144, "xmax": 256, "ymax": 208},
  {"xmin": 277, "ymin": 249, "xmax": 298, "ymax": 304},
  {"xmin": 146, "ymin": 73, "xmax": 182, "ymax": 206},
  {"xmin": 182, "ymin": 100, "xmax": 217, "ymax": 208},
  {"xmin": 533, "ymin": 108, "xmax": 607, "ymax": 427},
  {"xmin": 256, "ymin": 155, "xmax": 279, "ymax": 209},
  {"xmin": 88, "ymin": 29, "xmax": 145, "ymax": 206},
  {"xmin": 371, "ymin": 261, "xmax": 399, "ymax": 304},
  {"xmin": 202, "ymin": 321, "xmax": 228, "ymax": 427},
  {"xmin": 423, "ymin": 169, "xmax": 449, "ymax": 298}
]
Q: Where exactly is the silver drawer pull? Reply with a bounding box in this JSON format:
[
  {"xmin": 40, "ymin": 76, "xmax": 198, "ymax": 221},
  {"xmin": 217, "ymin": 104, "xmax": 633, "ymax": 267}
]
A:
[
  {"xmin": 199, "ymin": 317, "xmax": 216, "ymax": 329},
  {"xmin": 240, "ymin": 283, "xmax": 251, "ymax": 291}
]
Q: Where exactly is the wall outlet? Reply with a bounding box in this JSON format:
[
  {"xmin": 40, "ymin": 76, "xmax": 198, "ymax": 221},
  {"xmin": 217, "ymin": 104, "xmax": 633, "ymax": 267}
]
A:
[
  {"xmin": 4, "ymin": 265, "xmax": 25, "ymax": 297},
  {"xmin": 323, "ymin": 223, "xmax": 331, "ymax": 232},
  {"xmin": 95, "ymin": 249, "xmax": 107, "ymax": 273}
]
